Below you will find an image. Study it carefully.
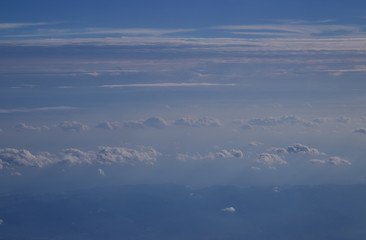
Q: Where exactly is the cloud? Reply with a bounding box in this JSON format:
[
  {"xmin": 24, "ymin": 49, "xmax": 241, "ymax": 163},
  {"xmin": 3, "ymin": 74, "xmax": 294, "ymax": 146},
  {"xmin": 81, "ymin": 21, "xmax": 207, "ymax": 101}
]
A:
[
  {"xmin": 247, "ymin": 115, "xmax": 316, "ymax": 127},
  {"xmin": 0, "ymin": 128, "xmax": 3, "ymax": 133},
  {"xmin": 174, "ymin": 116, "xmax": 222, "ymax": 127},
  {"xmin": 0, "ymin": 218, "xmax": 3, "ymax": 225},
  {"xmin": 98, "ymin": 168, "xmax": 105, "ymax": 176},
  {"xmin": 310, "ymin": 159, "xmax": 326, "ymax": 164},
  {"xmin": 354, "ymin": 128, "xmax": 366, "ymax": 134},
  {"xmin": 250, "ymin": 166, "xmax": 261, "ymax": 171},
  {"xmin": 143, "ymin": 117, "xmax": 169, "ymax": 129},
  {"xmin": 255, "ymin": 153, "xmax": 287, "ymax": 167},
  {"xmin": 123, "ymin": 121, "xmax": 145, "ymax": 129},
  {"xmin": 268, "ymin": 147, "xmax": 288, "ymax": 154},
  {"xmin": 95, "ymin": 121, "xmax": 121, "ymax": 130},
  {"xmin": 14, "ymin": 122, "xmax": 50, "ymax": 131},
  {"xmin": 336, "ymin": 116, "xmax": 351, "ymax": 124},
  {"xmin": 0, "ymin": 22, "xmax": 49, "ymax": 30},
  {"xmin": 248, "ymin": 141, "xmax": 263, "ymax": 147},
  {"xmin": 287, "ymin": 144, "xmax": 325, "ymax": 156},
  {"xmin": 222, "ymin": 207, "xmax": 236, "ymax": 212},
  {"xmin": 328, "ymin": 156, "xmax": 351, "ymax": 165},
  {"xmin": 216, "ymin": 149, "xmax": 244, "ymax": 159},
  {"xmin": 177, "ymin": 149, "xmax": 244, "ymax": 161},
  {"xmin": 60, "ymin": 148, "xmax": 94, "ymax": 165},
  {"xmin": 96, "ymin": 146, "xmax": 160, "ymax": 165},
  {"xmin": 311, "ymin": 157, "xmax": 351, "ymax": 165},
  {"xmin": 0, "ymin": 148, "xmax": 55, "ymax": 168},
  {"xmin": 100, "ymin": 83, "xmax": 236, "ymax": 88},
  {"xmin": 58, "ymin": 121, "xmax": 89, "ymax": 131},
  {"xmin": 272, "ymin": 187, "xmax": 280, "ymax": 193},
  {"xmin": 0, "ymin": 106, "xmax": 78, "ymax": 114}
]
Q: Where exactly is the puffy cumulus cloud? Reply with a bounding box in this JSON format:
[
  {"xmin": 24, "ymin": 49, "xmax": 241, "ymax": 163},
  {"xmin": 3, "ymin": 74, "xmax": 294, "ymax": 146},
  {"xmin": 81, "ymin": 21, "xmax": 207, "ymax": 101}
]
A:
[
  {"xmin": 96, "ymin": 146, "xmax": 160, "ymax": 165},
  {"xmin": 268, "ymin": 147, "xmax": 288, "ymax": 154},
  {"xmin": 336, "ymin": 116, "xmax": 351, "ymax": 124},
  {"xmin": 286, "ymin": 144, "xmax": 325, "ymax": 156},
  {"xmin": 143, "ymin": 117, "xmax": 169, "ymax": 129},
  {"xmin": 174, "ymin": 116, "xmax": 222, "ymax": 127},
  {"xmin": 14, "ymin": 122, "xmax": 50, "ymax": 131},
  {"xmin": 255, "ymin": 153, "xmax": 287, "ymax": 167},
  {"xmin": 222, "ymin": 207, "xmax": 236, "ymax": 212},
  {"xmin": 328, "ymin": 156, "xmax": 351, "ymax": 165},
  {"xmin": 177, "ymin": 149, "xmax": 244, "ymax": 161},
  {"xmin": 354, "ymin": 128, "xmax": 366, "ymax": 134},
  {"xmin": 0, "ymin": 145, "xmax": 161, "ymax": 170},
  {"xmin": 246, "ymin": 115, "xmax": 317, "ymax": 127},
  {"xmin": 0, "ymin": 148, "xmax": 55, "ymax": 168},
  {"xmin": 58, "ymin": 121, "xmax": 88, "ymax": 131},
  {"xmin": 216, "ymin": 149, "xmax": 244, "ymax": 159},
  {"xmin": 310, "ymin": 157, "xmax": 351, "ymax": 165},
  {"xmin": 95, "ymin": 121, "xmax": 121, "ymax": 130},
  {"xmin": 60, "ymin": 148, "xmax": 94, "ymax": 165}
]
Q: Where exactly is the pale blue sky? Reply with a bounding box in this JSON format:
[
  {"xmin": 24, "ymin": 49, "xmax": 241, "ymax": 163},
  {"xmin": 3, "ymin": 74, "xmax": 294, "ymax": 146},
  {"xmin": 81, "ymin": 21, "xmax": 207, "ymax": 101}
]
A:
[{"xmin": 1, "ymin": 0, "xmax": 366, "ymax": 190}]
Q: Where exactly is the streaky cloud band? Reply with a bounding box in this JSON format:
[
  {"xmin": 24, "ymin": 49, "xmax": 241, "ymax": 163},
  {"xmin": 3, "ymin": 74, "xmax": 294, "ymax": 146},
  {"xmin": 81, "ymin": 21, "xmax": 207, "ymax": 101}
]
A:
[
  {"xmin": 0, "ymin": 106, "xmax": 78, "ymax": 113},
  {"xmin": 99, "ymin": 83, "xmax": 236, "ymax": 88}
]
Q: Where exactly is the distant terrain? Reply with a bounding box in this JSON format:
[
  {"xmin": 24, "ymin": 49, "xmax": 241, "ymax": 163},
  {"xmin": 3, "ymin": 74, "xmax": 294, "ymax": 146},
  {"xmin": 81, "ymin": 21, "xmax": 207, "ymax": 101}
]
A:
[{"xmin": 1, "ymin": 184, "xmax": 366, "ymax": 240}]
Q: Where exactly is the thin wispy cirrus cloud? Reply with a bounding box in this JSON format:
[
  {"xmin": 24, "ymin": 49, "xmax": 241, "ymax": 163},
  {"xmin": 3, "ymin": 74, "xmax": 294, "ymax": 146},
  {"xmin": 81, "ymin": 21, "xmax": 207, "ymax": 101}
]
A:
[
  {"xmin": 99, "ymin": 83, "xmax": 236, "ymax": 88},
  {"xmin": 0, "ymin": 22, "xmax": 51, "ymax": 30},
  {"xmin": 0, "ymin": 106, "xmax": 78, "ymax": 114}
]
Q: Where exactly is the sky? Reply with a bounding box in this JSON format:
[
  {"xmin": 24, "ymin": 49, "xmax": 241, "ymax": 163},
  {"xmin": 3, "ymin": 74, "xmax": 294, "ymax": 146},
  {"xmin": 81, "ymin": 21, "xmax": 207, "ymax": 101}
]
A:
[{"xmin": 1, "ymin": 0, "xmax": 366, "ymax": 192}]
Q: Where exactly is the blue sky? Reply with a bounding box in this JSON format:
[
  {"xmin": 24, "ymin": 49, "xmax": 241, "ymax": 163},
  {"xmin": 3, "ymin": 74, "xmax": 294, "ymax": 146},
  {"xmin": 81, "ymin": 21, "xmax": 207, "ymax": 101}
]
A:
[{"xmin": 1, "ymin": 0, "xmax": 366, "ymax": 191}]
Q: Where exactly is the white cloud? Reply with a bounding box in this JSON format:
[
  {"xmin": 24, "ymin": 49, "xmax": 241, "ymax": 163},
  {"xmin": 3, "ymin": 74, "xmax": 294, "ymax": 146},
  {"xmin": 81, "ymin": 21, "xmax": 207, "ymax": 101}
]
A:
[
  {"xmin": 176, "ymin": 152, "xmax": 215, "ymax": 161},
  {"xmin": 0, "ymin": 148, "xmax": 55, "ymax": 168},
  {"xmin": 354, "ymin": 128, "xmax": 366, "ymax": 134},
  {"xmin": 96, "ymin": 146, "xmax": 160, "ymax": 165},
  {"xmin": 222, "ymin": 207, "xmax": 236, "ymax": 212},
  {"xmin": 286, "ymin": 144, "xmax": 325, "ymax": 156},
  {"xmin": 60, "ymin": 148, "xmax": 94, "ymax": 165},
  {"xmin": 255, "ymin": 153, "xmax": 287, "ymax": 167},
  {"xmin": 0, "ymin": 128, "xmax": 3, "ymax": 133},
  {"xmin": 311, "ymin": 157, "xmax": 351, "ymax": 165},
  {"xmin": 15, "ymin": 122, "xmax": 50, "ymax": 131},
  {"xmin": 247, "ymin": 115, "xmax": 316, "ymax": 127},
  {"xmin": 58, "ymin": 121, "xmax": 89, "ymax": 131},
  {"xmin": 174, "ymin": 116, "xmax": 222, "ymax": 127},
  {"xmin": 310, "ymin": 159, "xmax": 327, "ymax": 164},
  {"xmin": 216, "ymin": 149, "xmax": 244, "ymax": 159},
  {"xmin": 248, "ymin": 141, "xmax": 263, "ymax": 147},
  {"xmin": 268, "ymin": 147, "xmax": 288, "ymax": 154},
  {"xmin": 0, "ymin": 218, "xmax": 3, "ymax": 225},
  {"xmin": 177, "ymin": 149, "xmax": 244, "ymax": 161},
  {"xmin": 0, "ymin": 106, "xmax": 77, "ymax": 114},
  {"xmin": 143, "ymin": 117, "xmax": 169, "ymax": 129},
  {"xmin": 328, "ymin": 156, "xmax": 351, "ymax": 165},
  {"xmin": 98, "ymin": 168, "xmax": 105, "ymax": 176},
  {"xmin": 96, "ymin": 121, "xmax": 121, "ymax": 130},
  {"xmin": 272, "ymin": 187, "xmax": 280, "ymax": 193},
  {"xmin": 100, "ymin": 83, "xmax": 236, "ymax": 88},
  {"xmin": 0, "ymin": 22, "xmax": 49, "ymax": 30}
]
